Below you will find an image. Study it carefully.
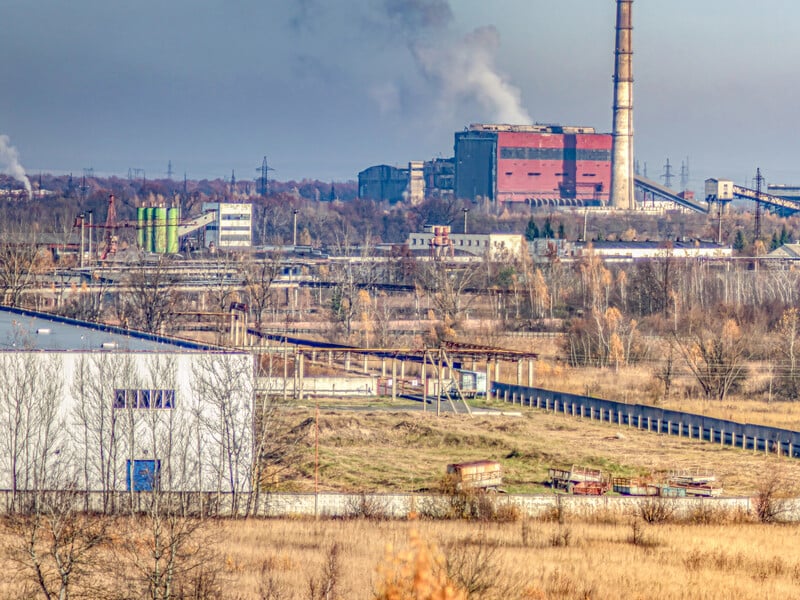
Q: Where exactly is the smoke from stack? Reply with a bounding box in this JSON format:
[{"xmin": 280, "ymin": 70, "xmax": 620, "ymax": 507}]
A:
[
  {"xmin": 292, "ymin": 0, "xmax": 531, "ymax": 125},
  {"xmin": 0, "ymin": 135, "xmax": 32, "ymax": 199},
  {"xmin": 411, "ymin": 25, "xmax": 532, "ymax": 125},
  {"xmin": 610, "ymin": 0, "xmax": 634, "ymax": 210}
]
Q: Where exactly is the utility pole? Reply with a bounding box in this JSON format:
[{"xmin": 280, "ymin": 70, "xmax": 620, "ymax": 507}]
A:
[
  {"xmin": 79, "ymin": 213, "xmax": 85, "ymax": 268},
  {"xmin": 87, "ymin": 210, "xmax": 93, "ymax": 265},
  {"xmin": 754, "ymin": 167, "xmax": 765, "ymax": 240},
  {"xmin": 292, "ymin": 209, "xmax": 299, "ymax": 246},
  {"xmin": 462, "ymin": 207, "xmax": 470, "ymax": 234}
]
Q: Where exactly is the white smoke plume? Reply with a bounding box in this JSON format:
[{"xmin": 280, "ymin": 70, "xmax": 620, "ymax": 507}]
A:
[
  {"xmin": 411, "ymin": 25, "xmax": 531, "ymax": 125},
  {"xmin": 0, "ymin": 135, "xmax": 32, "ymax": 199},
  {"xmin": 286, "ymin": 1, "xmax": 532, "ymax": 125}
]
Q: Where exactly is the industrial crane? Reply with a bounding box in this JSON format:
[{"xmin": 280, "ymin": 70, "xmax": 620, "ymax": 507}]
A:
[
  {"xmin": 101, "ymin": 193, "xmax": 118, "ymax": 259},
  {"xmin": 73, "ymin": 194, "xmax": 121, "ymax": 261}
]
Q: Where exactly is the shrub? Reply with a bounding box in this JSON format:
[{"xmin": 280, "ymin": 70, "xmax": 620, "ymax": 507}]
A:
[
  {"xmin": 374, "ymin": 529, "xmax": 466, "ymax": 600},
  {"xmin": 637, "ymin": 497, "xmax": 676, "ymax": 524},
  {"xmin": 343, "ymin": 493, "xmax": 390, "ymax": 520}
]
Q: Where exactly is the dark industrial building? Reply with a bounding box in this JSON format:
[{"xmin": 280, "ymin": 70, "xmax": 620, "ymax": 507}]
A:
[
  {"xmin": 358, "ymin": 165, "xmax": 410, "ymax": 203},
  {"xmin": 454, "ymin": 124, "xmax": 613, "ymax": 205},
  {"xmin": 423, "ymin": 158, "xmax": 455, "ymax": 198},
  {"xmin": 358, "ymin": 160, "xmax": 453, "ymax": 204}
]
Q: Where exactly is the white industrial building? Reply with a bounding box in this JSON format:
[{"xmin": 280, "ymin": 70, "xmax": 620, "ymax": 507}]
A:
[
  {"xmin": 201, "ymin": 202, "xmax": 253, "ymax": 248},
  {"xmin": 406, "ymin": 225, "xmax": 526, "ymax": 260},
  {"xmin": 0, "ymin": 307, "xmax": 254, "ymax": 495}
]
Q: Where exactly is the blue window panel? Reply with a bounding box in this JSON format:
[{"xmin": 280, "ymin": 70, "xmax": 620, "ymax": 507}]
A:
[
  {"xmin": 126, "ymin": 459, "xmax": 161, "ymax": 492},
  {"xmin": 139, "ymin": 390, "xmax": 151, "ymax": 409},
  {"xmin": 153, "ymin": 390, "xmax": 163, "ymax": 409},
  {"xmin": 113, "ymin": 389, "xmax": 126, "ymax": 409},
  {"xmin": 163, "ymin": 390, "xmax": 175, "ymax": 409}
]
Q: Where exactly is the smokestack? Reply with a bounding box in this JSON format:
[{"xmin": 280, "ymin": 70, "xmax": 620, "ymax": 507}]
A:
[{"xmin": 610, "ymin": 0, "xmax": 634, "ymax": 210}]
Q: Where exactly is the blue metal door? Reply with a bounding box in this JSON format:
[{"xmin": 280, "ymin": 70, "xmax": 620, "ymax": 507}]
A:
[{"xmin": 126, "ymin": 459, "xmax": 160, "ymax": 491}]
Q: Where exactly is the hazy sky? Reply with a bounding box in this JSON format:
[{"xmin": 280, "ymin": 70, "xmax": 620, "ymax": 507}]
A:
[{"xmin": 2, "ymin": 0, "xmax": 799, "ymax": 191}]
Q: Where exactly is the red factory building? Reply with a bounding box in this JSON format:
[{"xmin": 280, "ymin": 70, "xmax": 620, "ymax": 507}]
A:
[{"xmin": 454, "ymin": 124, "xmax": 612, "ymax": 205}]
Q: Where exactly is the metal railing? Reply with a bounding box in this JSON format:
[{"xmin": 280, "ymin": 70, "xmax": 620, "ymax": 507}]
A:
[{"xmin": 493, "ymin": 382, "xmax": 800, "ymax": 458}]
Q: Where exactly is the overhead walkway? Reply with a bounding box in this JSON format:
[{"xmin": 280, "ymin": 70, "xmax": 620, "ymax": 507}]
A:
[
  {"xmin": 634, "ymin": 175, "xmax": 709, "ymax": 213},
  {"xmin": 176, "ymin": 210, "xmax": 217, "ymax": 237},
  {"xmin": 731, "ymin": 184, "xmax": 800, "ymax": 213}
]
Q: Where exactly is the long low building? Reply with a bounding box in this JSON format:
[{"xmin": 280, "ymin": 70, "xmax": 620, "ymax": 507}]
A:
[
  {"xmin": 569, "ymin": 240, "xmax": 733, "ymax": 261},
  {"xmin": 406, "ymin": 225, "xmax": 526, "ymax": 259}
]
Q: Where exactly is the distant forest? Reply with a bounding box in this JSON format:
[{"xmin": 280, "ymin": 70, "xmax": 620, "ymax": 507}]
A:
[{"xmin": 1, "ymin": 173, "xmax": 799, "ymax": 252}]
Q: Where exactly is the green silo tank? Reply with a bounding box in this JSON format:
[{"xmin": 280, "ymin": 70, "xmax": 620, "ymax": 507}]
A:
[
  {"xmin": 167, "ymin": 207, "xmax": 179, "ymax": 254},
  {"xmin": 143, "ymin": 208, "xmax": 153, "ymax": 253},
  {"xmin": 136, "ymin": 207, "xmax": 146, "ymax": 250},
  {"xmin": 154, "ymin": 207, "xmax": 167, "ymax": 253}
]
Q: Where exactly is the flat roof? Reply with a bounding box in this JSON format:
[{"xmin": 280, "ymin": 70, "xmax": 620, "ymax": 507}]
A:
[{"xmin": 0, "ymin": 307, "xmax": 225, "ymax": 352}]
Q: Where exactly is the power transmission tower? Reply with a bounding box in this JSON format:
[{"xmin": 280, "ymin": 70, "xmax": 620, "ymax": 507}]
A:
[
  {"xmin": 753, "ymin": 167, "xmax": 765, "ymax": 240},
  {"xmin": 80, "ymin": 168, "xmax": 93, "ymax": 201},
  {"xmin": 167, "ymin": 160, "xmax": 174, "ymax": 180},
  {"xmin": 230, "ymin": 170, "xmax": 237, "ymax": 198},
  {"xmin": 661, "ymin": 158, "xmax": 674, "ymax": 189},
  {"xmin": 680, "ymin": 157, "xmax": 689, "ymax": 190},
  {"xmin": 257, "ymin": 156, "xmax": 276, "ymax": 196}
]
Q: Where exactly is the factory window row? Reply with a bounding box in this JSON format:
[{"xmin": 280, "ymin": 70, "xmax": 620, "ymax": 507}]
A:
[
  {"xmin": 499, "ymin": 147, "xmax": 611, "ymax": 161},
  {"xmin": 502, "ymin": 171, "xmax": 599, "ymax": 178},
  {"xmin": 221, "ymin": 214, "xmax": 250, "ymax": 220},
  {"xmin": 219, "ymin": 234, "xmax": 252, "ymax": 242},
  {"xmin": 219, "ymin": 225, "xmax": 252, "ymax": 232},
  {"xmin": 113, "ymin": 389, "xmax": 175, "ymax": 410}
]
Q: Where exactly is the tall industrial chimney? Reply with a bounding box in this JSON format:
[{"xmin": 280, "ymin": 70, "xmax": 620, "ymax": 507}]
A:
[{"xmin": 610, "ymin": 0, "xmax": 634, "ymax": 210}]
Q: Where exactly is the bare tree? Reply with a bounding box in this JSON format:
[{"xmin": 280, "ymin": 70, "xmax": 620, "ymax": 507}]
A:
[
  {"xmin": 327, "ymin": 234, "xmax": 381, "ymax": 343},
  {"xmin": 772, "ymin": 307, "xmax": 800, "ymax": 400},
  {"xmin": 240, "ymin": 252, "xmax": 283, "ymax": 330},
  {"xmin": 70, "ymin": 353, "xmax": 139, "ymax": 512},
  {"xmin": 190, "ymin": 353, "xmax": 254, "ymax": 515},
  {"xmin": 0, "ymin": 351, "xmax": 105, "ymax": 600},
  {"xmin": 0, "ymin": 230, "xmax": 46, "ymax": 307},
  {"xmin": 4, "ymin": 485, "xmax": 108, "ymax": 600},
  {"xmin": 0, "ymin": 350, "xmax": 64, "ymax": 505},
  {"xmin": 116, "ymin": 257, "xmax": 183, "ymax": 334},
  {"xmin": 675, "ymin": 318, "xmax": 749, "ymax": 401},
  {"xmin": 415, "ymin": 259, "xmax": 482, "ymax": 337}
]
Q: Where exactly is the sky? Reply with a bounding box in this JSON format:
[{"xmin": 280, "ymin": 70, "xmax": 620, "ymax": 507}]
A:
[{"xmin": 2, "ymin": 0, "xmax": 800, "ymax": 192}]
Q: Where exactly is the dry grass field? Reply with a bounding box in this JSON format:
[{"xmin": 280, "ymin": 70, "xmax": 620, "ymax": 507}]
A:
[
  {"xmin": 214, "ymin": 517, "xmax": 800, "ymax": 599},
  {"xmin": 274, "ymin": 404, "xmax": 800, "ymax": 496},
  {"xmin": 5, "ymin": 516, "xmax": 798, "ymax": 599}
]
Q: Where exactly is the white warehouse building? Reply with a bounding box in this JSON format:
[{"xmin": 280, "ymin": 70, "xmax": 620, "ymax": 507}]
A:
[{"xmin": 0, "ymin": 307, "xmax": 254, "ymax": 496}]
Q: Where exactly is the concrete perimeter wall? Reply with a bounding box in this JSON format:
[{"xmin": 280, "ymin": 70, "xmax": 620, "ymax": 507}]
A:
[
  {"xmin": 493, "ymin": 382, "xmax": 800, "ymax": 458},
  {"xmin": 3, "ymin": 491, "xmax": 800, "ymax": 521}
]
